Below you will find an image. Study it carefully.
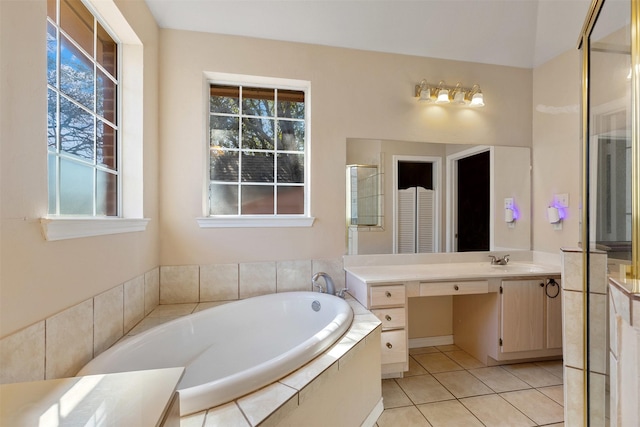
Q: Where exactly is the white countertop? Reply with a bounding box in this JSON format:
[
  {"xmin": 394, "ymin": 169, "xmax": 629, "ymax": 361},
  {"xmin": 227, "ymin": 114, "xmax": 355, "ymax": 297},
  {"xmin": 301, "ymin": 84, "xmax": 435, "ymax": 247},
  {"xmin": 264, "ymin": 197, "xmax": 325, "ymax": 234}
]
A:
[
  {"xmin": 345, "ymin": 262, "xmax": 561, "ymax": 284},
  {"xmin": 0, "ymin": 367, "xmax": 184, "ymax": 427}
]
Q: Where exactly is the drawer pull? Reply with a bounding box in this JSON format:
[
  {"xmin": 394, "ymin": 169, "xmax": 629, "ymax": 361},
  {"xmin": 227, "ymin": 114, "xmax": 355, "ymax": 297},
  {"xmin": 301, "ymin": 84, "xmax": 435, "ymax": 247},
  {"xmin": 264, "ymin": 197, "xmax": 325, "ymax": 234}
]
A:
[
  {"xmin": 385, "ymin": 315, "xmax": 392, "ymax": 321},
  {"xmin": 454, "ymin": 284, "xmax": 459, "ymax": 291},
  {"xmin": 385, "ymin": 291, "xmax": 392, "ymax": 297},
  {"xmin": 386, "ymin": 342, "xmax": 393, "ymax": 349}
]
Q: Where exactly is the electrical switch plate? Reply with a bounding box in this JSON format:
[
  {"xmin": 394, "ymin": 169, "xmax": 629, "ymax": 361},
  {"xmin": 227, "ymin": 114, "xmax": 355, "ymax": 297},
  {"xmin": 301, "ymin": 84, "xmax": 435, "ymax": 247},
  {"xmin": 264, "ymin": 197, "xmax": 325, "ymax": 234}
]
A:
[{"xmin": 504, "ymin": 198, "xmax": 514, "ymax": 209}]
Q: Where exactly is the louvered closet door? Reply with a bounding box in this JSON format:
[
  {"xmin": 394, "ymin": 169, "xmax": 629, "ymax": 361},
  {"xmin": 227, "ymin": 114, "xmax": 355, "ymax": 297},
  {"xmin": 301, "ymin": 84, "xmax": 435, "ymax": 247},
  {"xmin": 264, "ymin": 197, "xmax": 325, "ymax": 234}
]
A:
[
  {"xmin": 417, "ymin": 188, "xmax": 435, "ymax": 253},
  {"xmin": 397, "ymin": 188, "xmax": 416, "ymax": 253},
  {"xmin": 397, "ymin": 187, "xmax": 435, "ymax": 253}
]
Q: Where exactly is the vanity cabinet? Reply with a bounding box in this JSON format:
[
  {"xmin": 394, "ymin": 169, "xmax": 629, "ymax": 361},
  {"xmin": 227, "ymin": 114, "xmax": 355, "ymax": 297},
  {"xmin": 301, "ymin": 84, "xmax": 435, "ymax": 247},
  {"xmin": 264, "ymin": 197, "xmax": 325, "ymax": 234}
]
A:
[
  {"xmin": 500, "ymin": 279, "xmax": 562, "ymax": 353},
  {"xmin": 346, "ymin": 275, "xmax": 409, "ymax": 378},
  {"xmin": 453, "ymin": 276, "xmax": 562, "ymax": 365}
]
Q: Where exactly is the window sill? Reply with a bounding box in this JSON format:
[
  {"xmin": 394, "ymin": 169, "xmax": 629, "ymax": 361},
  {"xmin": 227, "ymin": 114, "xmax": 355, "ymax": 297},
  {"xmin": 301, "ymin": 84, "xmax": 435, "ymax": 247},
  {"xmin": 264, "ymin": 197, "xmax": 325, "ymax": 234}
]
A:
[
  {"xmin": 196, "ymin": 216, "xmax": 316, "ymax": 228},
  {"xmin": 40, "ymin": 217, "xmax": 151, "ymax": 241}
]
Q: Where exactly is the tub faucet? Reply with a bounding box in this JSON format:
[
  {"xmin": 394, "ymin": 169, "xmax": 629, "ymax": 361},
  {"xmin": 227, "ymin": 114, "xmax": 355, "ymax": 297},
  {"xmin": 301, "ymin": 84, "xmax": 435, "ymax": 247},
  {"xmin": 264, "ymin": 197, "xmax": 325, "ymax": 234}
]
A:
[
  {"xmin": 312, "ymin": 272, "xmax": 336, "ymax": 296},
  {"xmin": 488, "ymin": 254, "xmax": 510, "ymax": 265}
]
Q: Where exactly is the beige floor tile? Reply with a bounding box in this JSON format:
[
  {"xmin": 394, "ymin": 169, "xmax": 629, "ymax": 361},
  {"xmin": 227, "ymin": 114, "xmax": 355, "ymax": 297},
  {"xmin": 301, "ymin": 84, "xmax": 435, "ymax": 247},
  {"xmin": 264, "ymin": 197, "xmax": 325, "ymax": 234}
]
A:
[
  {"xmin": 535, "ymin": 360, "xmax": 564, "ymax": 378},
  {"xmin": 376, "ymin": 406, "xmax": 432, "ymax": 427},
  {"xmin": 406, "ymin": 356, "xmax": 428, "ymax": 377},
  {"xmin": 502, "ymin": 363, "xmax": 563, "ymax": 388},
  {"xmin": 409, "ymin": 346, "xmax": 440, "ymax": 355},
  {"xmin": 460, "ymin": 394, "xmax": 535, "ymax": 427},
  {"xmin": 538, "ymin": 384, "xmax": 564, "ymax": 405},
  {"xmin": 443, "ymin": 350, "xmax": 486, "ymax": 369},
  {"xmin": 500, "ymin": 389, "xmax": 564, "ymax": 425},
  {"xmin": 468, "ymin": 366, "xmax": 531, "ymax": 393},
  {"xmin": 417, "ymin": 400, "xmax": 484, "ymax": 427},
  {"xmin": 413, "ymin": 352, "xmax": 464, "ymax": 374},
  {"xmin": 382, "ymin": 379, "xmax": 413, "ymax": 409},
  {"xmin": 396, "ymin": 374, "xmax": 455, "ymax": 405},
  {"xmin": 432, "ymin": 370, "xmax": 494, "ymax": 398}
]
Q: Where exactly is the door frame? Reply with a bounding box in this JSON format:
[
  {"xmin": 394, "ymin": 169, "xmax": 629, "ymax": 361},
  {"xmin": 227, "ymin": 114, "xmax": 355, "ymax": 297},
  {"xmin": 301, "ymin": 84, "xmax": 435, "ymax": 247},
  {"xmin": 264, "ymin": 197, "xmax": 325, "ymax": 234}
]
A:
[
  {"xmin": 445, "ymin": 145, "xmax": 492, "ymax": 252},
  {"xmin": 392, "ymin": 155, "xmax": 441, "ymax": 254}
]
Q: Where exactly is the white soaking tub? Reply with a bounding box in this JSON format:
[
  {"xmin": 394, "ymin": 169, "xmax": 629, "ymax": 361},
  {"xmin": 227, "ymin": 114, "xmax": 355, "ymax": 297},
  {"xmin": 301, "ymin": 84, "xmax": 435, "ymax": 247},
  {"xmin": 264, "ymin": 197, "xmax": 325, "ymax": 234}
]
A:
[{"xmin": 77, "ymin": 291, "xmax": 353, "ymax": 416}]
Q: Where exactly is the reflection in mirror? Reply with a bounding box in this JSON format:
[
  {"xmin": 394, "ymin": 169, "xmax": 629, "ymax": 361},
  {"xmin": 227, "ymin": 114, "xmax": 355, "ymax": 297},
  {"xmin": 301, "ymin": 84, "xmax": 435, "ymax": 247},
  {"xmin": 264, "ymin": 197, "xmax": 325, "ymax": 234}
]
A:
[
  {"xmin": 346, "ymin": 139, "xmax": 531, "ymax": 255},
  {"xmin": 589, "ymin": 1, "xmax": 632, "ymax": 267},
  {"xmin": 347, "ymin": 164, "xmax": 380, "ymax": 226}
]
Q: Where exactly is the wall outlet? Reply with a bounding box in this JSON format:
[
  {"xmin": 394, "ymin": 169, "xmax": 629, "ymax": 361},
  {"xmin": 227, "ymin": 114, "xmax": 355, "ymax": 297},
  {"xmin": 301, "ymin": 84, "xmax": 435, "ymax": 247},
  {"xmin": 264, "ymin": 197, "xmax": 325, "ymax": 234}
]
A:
[
  {"xmin": 554, "ymin": 193, "xmax": 569, "ymax": 208},
  {"xmin": 504, "ymin": 198, "xmax": 514, "ymax": 209}
]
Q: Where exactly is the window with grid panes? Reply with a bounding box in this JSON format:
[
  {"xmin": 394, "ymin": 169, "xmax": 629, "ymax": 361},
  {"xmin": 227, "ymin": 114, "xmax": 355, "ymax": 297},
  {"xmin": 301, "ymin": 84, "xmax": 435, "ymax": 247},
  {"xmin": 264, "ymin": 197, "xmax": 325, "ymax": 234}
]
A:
[
  {"xmin": 208, "ymin": 83, "xmax": 308, "ymax": 216},
  {"xmin": 47, "ymin": 0, "xmax": 119, "ymax": 216}
]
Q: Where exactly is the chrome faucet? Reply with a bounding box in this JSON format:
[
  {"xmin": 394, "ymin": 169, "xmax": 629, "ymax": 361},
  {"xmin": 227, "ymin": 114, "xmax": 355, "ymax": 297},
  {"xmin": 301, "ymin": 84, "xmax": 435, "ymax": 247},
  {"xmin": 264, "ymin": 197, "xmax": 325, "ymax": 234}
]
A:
[
  {"xmin": 312, "ymin": 272, "xmax": 345, "ymax": 297},
  {"xmin": 488, "ymin": 254, "xmax": 510, "ymax": 265}
]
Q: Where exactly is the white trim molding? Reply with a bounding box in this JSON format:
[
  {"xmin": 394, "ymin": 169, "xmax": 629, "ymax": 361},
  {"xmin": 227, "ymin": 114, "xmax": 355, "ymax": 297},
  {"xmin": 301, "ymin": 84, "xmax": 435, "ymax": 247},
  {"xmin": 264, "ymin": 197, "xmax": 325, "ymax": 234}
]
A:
[
  {"xmin": 40, "ymin": 217, "xmax": 150, "ymax": 241},
  {"xmin": 196, "ymin": 216, "xmax": 315, "ymax": 228}
]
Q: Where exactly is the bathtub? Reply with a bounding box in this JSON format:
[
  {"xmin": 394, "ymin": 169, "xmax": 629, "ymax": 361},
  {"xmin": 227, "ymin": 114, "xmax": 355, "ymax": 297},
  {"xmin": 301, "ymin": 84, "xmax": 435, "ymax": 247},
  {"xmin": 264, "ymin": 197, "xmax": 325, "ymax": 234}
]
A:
[{"xmin": 77, "ymin": 291, "xmax": 354, "ymax": 416}]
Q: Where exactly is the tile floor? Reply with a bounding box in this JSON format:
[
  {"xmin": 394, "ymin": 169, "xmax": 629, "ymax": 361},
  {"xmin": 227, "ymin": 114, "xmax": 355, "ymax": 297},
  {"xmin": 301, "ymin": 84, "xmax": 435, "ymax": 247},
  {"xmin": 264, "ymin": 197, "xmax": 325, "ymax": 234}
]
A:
[{"xmin": 376, "ymin": 345, "xmax": 564, "ymax": 427}]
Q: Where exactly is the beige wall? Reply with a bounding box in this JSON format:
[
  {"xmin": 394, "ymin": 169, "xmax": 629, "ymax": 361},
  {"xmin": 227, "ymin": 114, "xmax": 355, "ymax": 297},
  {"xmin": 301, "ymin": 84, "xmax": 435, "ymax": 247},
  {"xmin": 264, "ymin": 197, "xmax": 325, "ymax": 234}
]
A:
[
  {"xmin": 531, "ymin": 49, "xmax": 582, "ymax": 254},
  {"xmin": 0, "ymin": 0, "xmax": 160, "ymax": 337},
  {"xmin": 158, "ymin": 29, "xmax": 533, "ymax": 266}
]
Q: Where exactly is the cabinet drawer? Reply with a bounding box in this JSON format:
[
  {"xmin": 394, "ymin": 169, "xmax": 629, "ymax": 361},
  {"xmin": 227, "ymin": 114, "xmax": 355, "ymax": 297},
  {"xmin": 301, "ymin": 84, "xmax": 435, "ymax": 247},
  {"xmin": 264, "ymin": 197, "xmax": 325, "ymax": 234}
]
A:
[
  {"xmin": 420, "ymin": 280, "xmax": 489, "ymax": 296},
  {"xmin": 370, "ymin": 285, "xmax": 406, "ymax": 308},
  {"xmin": 372, "ymin": 308, "xmax": 406, "ymax": 330},
  {"xmin": 380, "ymin": 330, "xmax": 407, "ymax": 365}
]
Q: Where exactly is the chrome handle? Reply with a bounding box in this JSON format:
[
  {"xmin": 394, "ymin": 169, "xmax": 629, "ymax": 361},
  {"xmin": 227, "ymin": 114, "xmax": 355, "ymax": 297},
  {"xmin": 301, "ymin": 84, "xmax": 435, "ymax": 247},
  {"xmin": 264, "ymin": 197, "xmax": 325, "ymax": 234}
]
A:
[
  {"xmin": 386, "ymin": 342, "xmax": 393, "ymax": 349},
  {"xmin": 454, "ymin": 285, "xmax": 459, "ymax": 291},
  {"xmin": 385, "ymin": 315, "xmax": 392, "ymax": 321},
  {"xmin": 385, "ymin": 291, "xmax": 391, "ymax": 297}
]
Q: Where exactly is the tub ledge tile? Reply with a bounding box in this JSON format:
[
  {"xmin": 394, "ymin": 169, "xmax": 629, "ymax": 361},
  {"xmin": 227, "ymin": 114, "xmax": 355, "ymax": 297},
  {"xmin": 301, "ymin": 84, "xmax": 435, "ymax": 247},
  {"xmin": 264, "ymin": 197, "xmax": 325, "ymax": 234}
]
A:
[{"xmin": 236, "ymin": 382, "xmax": 298, "ymax": 426}]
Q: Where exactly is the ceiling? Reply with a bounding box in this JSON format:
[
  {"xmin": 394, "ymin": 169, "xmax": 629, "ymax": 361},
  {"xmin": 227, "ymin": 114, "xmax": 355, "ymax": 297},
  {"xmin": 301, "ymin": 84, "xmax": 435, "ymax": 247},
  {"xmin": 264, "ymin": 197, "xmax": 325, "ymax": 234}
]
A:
[{"xmin": 144, "ymin": 0, "xmax": 593, "ymax": 69}]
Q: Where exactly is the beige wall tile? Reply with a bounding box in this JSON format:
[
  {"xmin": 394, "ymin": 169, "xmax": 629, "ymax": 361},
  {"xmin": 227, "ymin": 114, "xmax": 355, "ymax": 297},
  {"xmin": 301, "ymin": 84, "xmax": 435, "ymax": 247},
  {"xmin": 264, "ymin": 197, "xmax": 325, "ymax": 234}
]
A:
[
  {"xmin": 589, "ymin": 292, "xmax": 608, "ymax": 375},
  {"xmin": 93, "ymin": 285, "xmax": 124, "ymax": 356},
  {"xmin": 124, "ymin": 275, "xmax": 145, "ymax": 333},
  {"xmin": 609, "ymin": 283, "xmax": 631, "ymax": 324},
  {"xmin": 588, "ymin": 252, "xmax": 608, "ymax": 294},
  {"xmin": 562, "ymin": 289, "xmax": 583, "ymax": 369},
  {"xmin": 311, "ymin": 258, "xmax": 345, "ymax": 290},
  {"xmin": 0, "ymin": 322, "xmax": 45, "ymax": 384},
  {"xmin": 276, "ymin": 260, "xmax": 312, "ymax": 293},
  {"xmin": 160, "ymin": 265, "xmax": 199, "ymax": 304},
  {"xmin": 563, "ymin": 366, "xmax": 584, "ymax": 426},
  {"xmin": 200, "ymin": 263, "xmax": 238, "ymax": 301},
  {"xmin": 239, "ymin": 262, "xmax": 276, "ymax": 299},
  {"xmin": 144, "ymin": 267, "xmax": 160, "ymax": 315},
  {"xmin": 45, "ymin": 299, "xmax": 93, "ymax": 379},
  {"xmin": 561, "ymin": 250, "xmax": 582, "ymax": 292}
]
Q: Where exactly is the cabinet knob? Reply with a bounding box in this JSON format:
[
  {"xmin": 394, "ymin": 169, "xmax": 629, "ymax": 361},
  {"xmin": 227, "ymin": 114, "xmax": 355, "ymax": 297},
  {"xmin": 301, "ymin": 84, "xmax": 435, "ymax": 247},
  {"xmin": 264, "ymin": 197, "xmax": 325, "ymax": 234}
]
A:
[
  {"xmin": 454, "ymin": 285, "xmax": 459, "ymax": 291},
  {"xmin": 386, "ymin": 342, "xmax": 393, "ymax": 349},
  {"xmin": 540, "ymin": 282, "xmax": 545, "ymax": 287},
  {"xmin": 385, "ymin": 291, "xmax": 392, "ymax": 297},
  {"xmin": 385, "ymin": 315, "xmax": 392, "ymax": 321}
]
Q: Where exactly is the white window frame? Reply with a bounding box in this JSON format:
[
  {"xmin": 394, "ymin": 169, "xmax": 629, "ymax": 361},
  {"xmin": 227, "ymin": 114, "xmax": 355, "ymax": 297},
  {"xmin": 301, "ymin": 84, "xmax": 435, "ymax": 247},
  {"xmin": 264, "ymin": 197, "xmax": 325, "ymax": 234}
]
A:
[
  {"xmin": 197, "ymin": 72, "xmax": 315, "ymax": 228},
  {"xmin": 41, "ymin": 0, "xmax": 149, "ymax": 241}
]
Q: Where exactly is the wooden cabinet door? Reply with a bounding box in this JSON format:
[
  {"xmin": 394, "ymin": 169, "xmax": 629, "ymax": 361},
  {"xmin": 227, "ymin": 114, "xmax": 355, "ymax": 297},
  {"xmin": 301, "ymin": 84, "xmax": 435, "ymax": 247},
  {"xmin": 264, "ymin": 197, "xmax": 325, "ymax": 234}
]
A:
[
  {"xmin": 501, "ymin": 280, "xmax": 544, "ymax": 353},
  {"xmin": 545, "ymin": 279, "xmax": 563, "ymax": 349}
]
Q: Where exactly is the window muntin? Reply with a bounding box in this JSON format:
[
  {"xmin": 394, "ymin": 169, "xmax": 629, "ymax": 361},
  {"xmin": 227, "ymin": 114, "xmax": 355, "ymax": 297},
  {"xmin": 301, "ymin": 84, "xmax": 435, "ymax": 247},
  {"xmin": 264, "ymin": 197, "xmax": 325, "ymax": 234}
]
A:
[
  {"xmin": 209, "ymin": 83, "xmax": 307, "ymax": 216},
  {"xmin": 47, "ymin": 0, "xmax": 119, "ymax": 216}
]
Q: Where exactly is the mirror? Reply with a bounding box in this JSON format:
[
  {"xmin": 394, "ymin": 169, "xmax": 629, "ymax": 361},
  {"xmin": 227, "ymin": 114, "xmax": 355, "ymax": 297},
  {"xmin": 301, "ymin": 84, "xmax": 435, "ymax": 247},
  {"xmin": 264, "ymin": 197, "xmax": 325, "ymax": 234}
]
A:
[
  {"xmin": 346, "ymin": 164, "xmax": 381, "ymax": 227},
  {"xmin": 346, "ymin": 138, "xmax": 531, "ymax": 255}
]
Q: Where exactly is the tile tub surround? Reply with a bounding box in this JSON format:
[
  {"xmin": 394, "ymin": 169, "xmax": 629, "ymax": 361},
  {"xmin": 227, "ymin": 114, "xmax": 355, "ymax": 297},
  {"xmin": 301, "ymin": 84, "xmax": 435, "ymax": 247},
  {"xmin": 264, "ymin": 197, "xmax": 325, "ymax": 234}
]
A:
[
  {"xmin": 560, "ymin": 248, "xmax": 609, "ymax": 426},
  {"xmin": 0, "ymin": 257, "xmax": 344, "ymax": 385},
  {"xmin": 0, "ymin": 267, "xmax": 161, "ymax": 384},
  {"xmin": 133, "ymin": 295, "xmax": 383, "ymax": 426}
]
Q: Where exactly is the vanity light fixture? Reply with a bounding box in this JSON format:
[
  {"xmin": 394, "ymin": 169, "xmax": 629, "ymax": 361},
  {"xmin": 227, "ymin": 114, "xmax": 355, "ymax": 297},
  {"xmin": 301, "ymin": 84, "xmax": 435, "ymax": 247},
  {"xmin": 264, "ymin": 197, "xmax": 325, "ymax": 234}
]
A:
[{"xmin": 414, "ymin": 79, "xmax": 485, "ymax": 107}]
